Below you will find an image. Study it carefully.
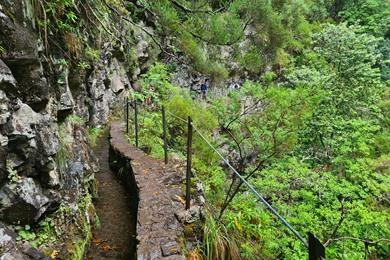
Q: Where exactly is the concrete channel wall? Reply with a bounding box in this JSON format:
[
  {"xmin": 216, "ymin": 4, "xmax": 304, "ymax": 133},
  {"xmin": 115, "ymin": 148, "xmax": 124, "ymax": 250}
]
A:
[{"xmin": 109, "ymin": 122, "xmax": 186, "ymax": 260}]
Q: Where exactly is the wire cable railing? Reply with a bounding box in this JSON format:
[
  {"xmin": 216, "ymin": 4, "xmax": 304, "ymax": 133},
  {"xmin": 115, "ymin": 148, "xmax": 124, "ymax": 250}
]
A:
[{"xmin": 122, "ymin": 97, "xmax": 325, "ymax": 259}]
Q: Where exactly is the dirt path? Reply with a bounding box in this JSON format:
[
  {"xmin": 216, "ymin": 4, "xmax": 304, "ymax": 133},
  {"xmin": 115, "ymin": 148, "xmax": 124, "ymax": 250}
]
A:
[{"xmin": 87, "ymin": 136, "xmax": 137, "ymax": 260}]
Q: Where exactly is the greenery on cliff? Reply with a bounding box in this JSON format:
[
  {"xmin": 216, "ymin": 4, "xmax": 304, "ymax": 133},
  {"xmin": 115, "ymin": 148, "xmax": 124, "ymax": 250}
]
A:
[
  {"xmin": 123, "ymin": 0, "xmax": 389, "ymax": 259},
  {"xmin": 4, "ymin": 0, "xmax": 387, "ymax": 259}
]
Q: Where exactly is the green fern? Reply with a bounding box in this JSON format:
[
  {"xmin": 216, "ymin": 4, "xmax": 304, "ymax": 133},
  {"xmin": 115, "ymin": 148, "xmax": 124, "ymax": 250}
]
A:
[{"xmin": 0, "ymin": 44, "xmax": 5, "ymax": 55}]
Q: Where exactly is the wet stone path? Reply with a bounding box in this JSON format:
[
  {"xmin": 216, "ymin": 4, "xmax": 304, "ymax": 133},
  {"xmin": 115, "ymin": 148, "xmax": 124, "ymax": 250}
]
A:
[
  {"xmin": 87, "ymin": 137, "xmax": 137, "ymax": 260},
  {"xmin": 110, "ymin": 122, "xmax": 186, "ymax": 260}
]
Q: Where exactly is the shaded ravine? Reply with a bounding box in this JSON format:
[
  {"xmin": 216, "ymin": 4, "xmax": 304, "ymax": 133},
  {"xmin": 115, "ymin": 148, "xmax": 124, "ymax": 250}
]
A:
[{"xmin": 87, "ymin": 136, "xmax": 137, "ymax": 260}]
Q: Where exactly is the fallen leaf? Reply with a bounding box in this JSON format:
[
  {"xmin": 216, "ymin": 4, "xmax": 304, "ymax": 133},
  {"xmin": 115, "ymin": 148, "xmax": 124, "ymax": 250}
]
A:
[
  {"xmin": 175, "ymin": 195, "xmax": 185, "ymax": 204},
  {"xmin": 101, "ymin": 243, "xmax": 112, "ymax": 252},
  {"xmin": 50, "ymin": 250, "xmax": 58, "ymax": 259}
]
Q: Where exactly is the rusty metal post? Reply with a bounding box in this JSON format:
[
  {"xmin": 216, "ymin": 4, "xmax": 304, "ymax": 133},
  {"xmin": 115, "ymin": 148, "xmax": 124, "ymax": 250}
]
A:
[
  {"xmin": 124, "ymin": 97, "xmax": 126, "ymax": 123},
  {"xmin": 162, "ymin": 106, "xmax": 168, "ymax": 164},
  {"xmin": 134, "ymin": 100, "xmax": 139, "ymax": 147},
  {"xmin": 308, "ymin": 233, "xmax": 325, "ymax": 260},
  {"xmin": 126, "ymin": 97, "xmax": 129, "ymax": 134},
  {"xmin": 185, "ymin": 116, "xmax": 193, "ymax": 210}
]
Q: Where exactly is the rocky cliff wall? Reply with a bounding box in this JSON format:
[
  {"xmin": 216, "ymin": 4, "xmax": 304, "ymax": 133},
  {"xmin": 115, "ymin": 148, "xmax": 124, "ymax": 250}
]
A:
[{"xmin": 0, "ymin": 0, "xmax": 157, "ymax": 258}]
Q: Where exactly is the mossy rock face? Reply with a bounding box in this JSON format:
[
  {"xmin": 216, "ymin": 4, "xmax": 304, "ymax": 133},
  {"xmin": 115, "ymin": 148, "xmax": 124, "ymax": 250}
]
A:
[
  {"xmin": 66, "ymin": 233, "xmax": 92, "ymax": 260},
  {"xmin": 65, "ymin": 195, "xmax": 96, "ymax": 260}
]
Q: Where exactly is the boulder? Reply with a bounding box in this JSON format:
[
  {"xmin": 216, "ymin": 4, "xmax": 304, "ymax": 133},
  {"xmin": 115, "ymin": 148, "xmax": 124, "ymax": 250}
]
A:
[
  {"xmin": 0, "ymin": 90, "xmax": 10, "ymax": 125},
  {"xmin": 0, "ymin": 133, "xmax": 8, "ymax": 147},
  {"xmin": 0, "ymin": 235, "xmax": 49, "ymax": 260},
  {"xmin": 0, "ymin": 222, "xmax": 17, "ymax": 252},
  {"xmin": 0, "ymin": 59, "xmax": 17, "ymax": 93},
  {"xmin": 0, "ymin": 7, "xmax": 48, "ymax": 111},
  {"xmin": 110, "ymin": 58, "xmax": 129, "ymax": 94},
  {"xmin": 0, "ymin": 146, "xmax": 6, "ymax": 184},
  {"xmin": 57, "ymin": 69, "xmax": 75, "ymax": 113},
  {"xmin": 63, "ymin": 161, "xmax": 83, "ymax": 191},
  {"xmin": 111, "ymin": 71, "xmax": 125, "ymax": 94},
  {"xmin": 39, "ymin": 168, "xmax": 60, "ymax": 189},
  {"xmin": 136, "ymin": 39, "xmax": 149, "ymax": 59},
  {"xmin": 174, "ymin": 205, "xmax": 202, "ymax": 224},
  {"xmin": 161, "ymin": 241, "xmax": 182, "ymax": 257},
  {"xmin": 6, "ymin": 153, "xmax": 24, "ymax": 169},
  {"xmin": 14, "ymin": 62, "xmax": 49, "ymax": 111},
  {"xmin": 19, "ymin": 242, "xmax": 49, "ymax": 260},
  {"xmin": 9, "ymin": 102, "xmax": 41, "ymax": 139},
  {"xmin": 0, "ymin": 177, "xmax": 50, "ymax": 225},
  {"xmin": 35, "ymin": 116, "xmax": 59, "ymax": 157},
  {"xmin": 89, "ymin": 90, "xmax": 114, "ymax": 126}
]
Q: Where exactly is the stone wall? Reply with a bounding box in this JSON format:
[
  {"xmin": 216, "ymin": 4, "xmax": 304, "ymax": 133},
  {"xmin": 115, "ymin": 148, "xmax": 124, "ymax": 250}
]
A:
[{"xmin": 109, "ymin": 122, "xmax": 186, "ymax": 260}]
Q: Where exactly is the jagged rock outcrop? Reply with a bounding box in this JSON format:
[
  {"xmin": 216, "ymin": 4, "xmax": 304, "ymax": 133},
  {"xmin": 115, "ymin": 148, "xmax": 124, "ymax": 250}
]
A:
[
  {"xmin": 0, "ymin": 177, "xmax": 50, "ymax": 225},
  {"xmin": 0, "ymin": 0, "xmax": 158, "ymax": 258}
]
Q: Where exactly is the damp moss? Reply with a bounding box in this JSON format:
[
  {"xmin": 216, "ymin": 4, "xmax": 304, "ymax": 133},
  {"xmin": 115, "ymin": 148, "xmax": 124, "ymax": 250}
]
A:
[{"xmin": 66, "ymin": 194, "xmax": 96, "ymax": 260}]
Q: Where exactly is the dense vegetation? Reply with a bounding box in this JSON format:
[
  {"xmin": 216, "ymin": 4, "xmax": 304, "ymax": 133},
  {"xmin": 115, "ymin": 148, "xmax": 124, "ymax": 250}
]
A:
[
  {"xmin": 13, "ymin": 0, "xmax": 388, "ymax": 258},
  {"xmin": 124, "ymin": 0, "xmax": 389, "ymax": 259}
]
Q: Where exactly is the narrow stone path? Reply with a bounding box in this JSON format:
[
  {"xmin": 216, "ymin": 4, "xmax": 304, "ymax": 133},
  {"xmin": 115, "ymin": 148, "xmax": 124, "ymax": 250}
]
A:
[
  {"xmin": 87, "ymin": 136, "xmax": 137, "ymax": 260},
  {"xmin": 110, "ymin": 122, "xmax": 186, "ymax": 259}
]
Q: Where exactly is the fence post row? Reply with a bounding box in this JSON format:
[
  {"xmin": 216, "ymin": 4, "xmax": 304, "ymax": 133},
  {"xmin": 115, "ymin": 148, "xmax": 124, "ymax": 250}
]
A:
[
  {"xmin": 162, "ymin": 106, "xmax": 168, "ymax": 165},
  {"xmin": 134, "ymin": 100, "xmax": 139, "ymax": 148},
  {"xmin": 186, "ymin": 116, "xmax": 193, "ymax": 210},
  {"xmin": 125, "ymin": 103, "xmax": 326, "ymax": 258}
]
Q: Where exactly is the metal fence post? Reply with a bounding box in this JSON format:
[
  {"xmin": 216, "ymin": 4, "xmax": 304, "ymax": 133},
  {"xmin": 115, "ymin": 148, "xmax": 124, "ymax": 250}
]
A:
[
  {"xmin": 126, "ymin": 97, "xmax": 129, "ymax": 134},
  {"xmin": 186, "ymin": 116, "xmax": 193, "ymax": 210},
  {"xmin": 162, "ymin": 106, "xmax": 168, "ymax": 164},
  {"xmin": 308, "ymin": 233, "xmax": 325, "ymax": 260},
  {"xmin": 134, "ymin": 100, "xmax": 139, "ymax": 147},
  {"xmin": 124, "ymin": 97, "xmax": 126, "ymax": 123}
]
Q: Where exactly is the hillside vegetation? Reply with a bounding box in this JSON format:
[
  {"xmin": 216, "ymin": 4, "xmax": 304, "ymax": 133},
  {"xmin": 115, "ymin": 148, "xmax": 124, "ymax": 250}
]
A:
[
  {"xmin": 124, "ymin": 0, "xmax": 390, "ymax": 259},
  {"xmin": 0, "ymin": 0, "xmax": 388, "ymax": 259}
]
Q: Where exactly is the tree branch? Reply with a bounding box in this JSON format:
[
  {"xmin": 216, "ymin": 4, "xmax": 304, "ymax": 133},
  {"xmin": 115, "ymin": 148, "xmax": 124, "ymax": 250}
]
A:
[
  {"xmin": 324, "ymin": 197, "xmax": 346, "ymax": 245},
  {"xmin": 104, "ymin": 2, "xmax": 182, "ymax": 62},
  {"xmin": 324, "ymin": 237, "xmax": 390, "ymax": 247},
  {"xmin": 190, "ymin": 18, "xmax": 252, "ymax": 46},
  {"xmin": 170, "ymin": 0, "xmax": 212, "ymax": 13}
]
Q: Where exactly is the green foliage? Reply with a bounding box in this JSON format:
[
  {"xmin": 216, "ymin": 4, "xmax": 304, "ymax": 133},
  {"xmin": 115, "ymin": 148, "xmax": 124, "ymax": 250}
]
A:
[
  {"xmin": 338, "ymin": 0, "xmax": 390, "ymax": 37},
  {"xmin": 7, "ymin": 167, "xmax": 19, "ymax": 183},
  {"xmin": 88, "ymin": 127, "xmax": 105, "ymax": 147},
  {"xmin": 203, "ymin": 214, "xmax": 239, "ymax": 259},
  {"xmin": 77, "ymin": 60, "xmax": 90, "ymax": 70},
  {"xmin": 143, "ymin": 0, "xmax": 314, "ymax": 77},
  {"xmin": 129, "ymin": 51, "xmax": 389, "ymax": 258},
  {"xmin": 14, "ymin": 194, "xmax": 98, "ymax": 259},
  {"xmin": 238, "ymin": 46, "xmax": 263, "ymax": 74},
  {"xmin": 17, "ymin": 225, "xmax": 36, "ymax": 242},
  {"xmin": 14, "ymin": 201, "xmax": 81, "ymax": 249},
  {"xmin": 85, "ymin": 47, "xmax": 101, "ymax": 62},
  {"xmin": 0, "ymin": 44, "xmax": 5, "ymax": 55},
  {"xmin": 44, "ymin": 0, "xmax": 79, "ymax": 33},
  {"xmin": 126, "ymin": 63, "xmax": 219, "ymax": 157}
]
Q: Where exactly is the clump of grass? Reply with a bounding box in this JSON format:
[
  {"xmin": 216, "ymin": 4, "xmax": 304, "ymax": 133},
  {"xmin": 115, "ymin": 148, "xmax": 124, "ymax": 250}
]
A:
[
  {"xmin": 203, "ymin": 213, "xmax": 240, "ymax": 260},
  {"xmin": 0, "ymin": 44, "xmax": 5, "ymax": 55},
  {"xmin": 88, "ymin": 127, "xmax": 105, "ymax": 147}
]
